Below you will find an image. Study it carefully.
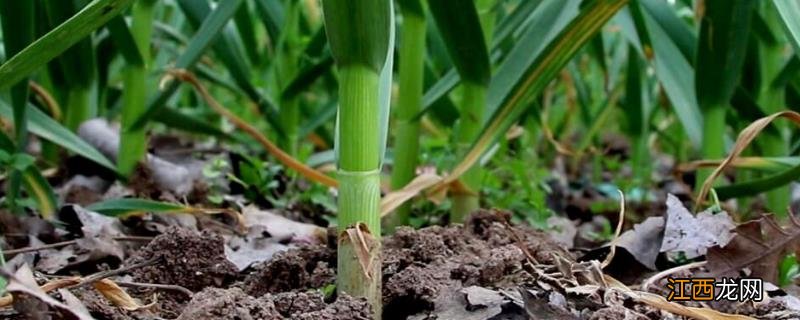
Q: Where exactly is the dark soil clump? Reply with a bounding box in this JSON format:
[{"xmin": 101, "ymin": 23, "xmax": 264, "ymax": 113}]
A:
[
  {"xmin": 127, "ymin": 226, "xmax": 238, "ymax": 291},
  {"xmin": 242, "ymin": 244, "xmax": 336, "ymax": 296},
  {"xmin": 177, "ymin": 287, "xmax": 282, "ymax": 320},
  {"xmin": 240, "ymin": 209, "xmax": 569, "ymax": 319}
]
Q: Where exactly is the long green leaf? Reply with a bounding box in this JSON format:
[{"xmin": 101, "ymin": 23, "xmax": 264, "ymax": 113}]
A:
[
  {"xmin": 131, "ymin": 0, "xmax": 244, "ymax": 130},
  {"xmin": 86, "ymin": 198, "xmax": 196, "ymax": 216},
  {"xmin": 447, "ymin": 0, "xmax": 628, "ymax": 183},
  {"xmin": 0, "ymin": 101, "xmax": 115, "ymax": 171},
  {"xmin": 428, "ymin": 0, "xmax": 490, "ymax": 86},
  {"xmin": 628, "ymin": 0, "xmax": 702, "ymax": 146},
  {"xmin": 487, "ymin": 0, "xmax": 579, "ymax": 118},
  {"xmin": 177, "ymin": 0, "xmax": 282, "ymax": 130},
  {"xmin": 1, "ymin": 0, "xmax": 36, "ymax": 212},
  {"xmin": 775, "ymin": 0, "xmax": 800, "ymax": 56},
  {"xmin": 696, "ymin": 0, "xmax": 755, "ymax": 110},
  {"xmin": 0, "ymin": 0, "xmax": 133, "ymax": 90},
  {"xmin": 716, "ymin": 163, "xmax": 800, "ymax": 200}
]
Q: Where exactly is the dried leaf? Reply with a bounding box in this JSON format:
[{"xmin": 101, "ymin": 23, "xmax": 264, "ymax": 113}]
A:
[
  {"xmin": 0, "ymin": 276, "xmax": 80, "ymax": 307},
  {"xmin": 609, "ymin": 216, "xmax": 665, "ymax": 270},
  {"xmin": 2, "ymin": 265, "xmax": 94, "ymax": 320},
  {"xmin": 661, "ymin": 194, "xmax": 735, "ymax": 259},
  {"xmin": 224, "ymin": 206, "xmax": 327, "ymax": 271},
  {"xmin": 697, "ymin": 111, "xmax": 800, "ymax": 210},
  {"xmin": 606, "ymin": 276, "xmax": 755, "ymax": 320},
  {"xmin": 707, "ymin": 214, "xmax": 800, "ymax": 283},
  {"xmin": 380, "ymin": 173, "xmax": 442, "ymax": 217},
  {"xmin": 341, "ymin": 223, "xmax": 378, "ymax": 279},
  {"xmin": 93, "ymin": 278, "xmax": 152, "ymax": 311}
]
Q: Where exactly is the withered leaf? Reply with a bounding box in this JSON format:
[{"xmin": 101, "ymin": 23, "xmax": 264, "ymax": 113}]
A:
[
  {"xmin": 660, "ymin": 194, "xmax": 735, "ymax": 259},
  {"xmin": 707, "ymin": 214, "xmax": 800, "ymax": 284}
]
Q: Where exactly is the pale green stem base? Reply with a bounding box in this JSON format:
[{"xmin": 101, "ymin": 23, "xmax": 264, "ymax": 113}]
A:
[{"xmin": 336, "ymin": 66, "xmax": 382, "ymax": 318}]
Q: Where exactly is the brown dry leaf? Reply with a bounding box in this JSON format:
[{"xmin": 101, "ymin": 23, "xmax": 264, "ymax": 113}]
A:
[
  {"xmin": 0, "ymin": 276, "xmax": 81, "ymax": 307},
  {"xmin": 696, "ymin": 111, "xmax": 800, "ymax": 210},
  {"xmin": 380, "ymin": 173, "xmax": 442, "ymax": 217},
  {"xmin": 3, "ymin": 265, "xmax": 94, "ymax": 320},
  {"xmin": 706, "ymin": 214, "xmax": 800, "ymax": 283},
  {"xmin": 341, "ymin": 223, "xmax": 378, "ymax": 279},
  {"xmin": 605, "ymin": 276, "xmax": 754, "ymax": 320},
  {"xmin": 92, "ymin": 278, "xmax": 153, "ymax": 311}
]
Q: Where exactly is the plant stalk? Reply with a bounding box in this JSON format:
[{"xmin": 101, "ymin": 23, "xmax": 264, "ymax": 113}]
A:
[
  {"xmin": 387, "ymin": 13, "xmax": 426, "ymax": 231},
  {"xmin": 336, "ymin": 65, "xmax": 382, "ymax": 316},
  {"xmin": 118, "ymin": 0, "xmax": 156, "ymax": 177},
  {"xmin": 452, "ymin": 81, "xmax": 485, "ymax": 222},
  {"xmin": 697, "ymin": 104, "xmax": 726, "ymax": 190},
  {"xmin": 63, "ymin": 87, "xmax": 92, "ymax": 132},
  {"xmin": 277, "ymin": 0, "xmax": 302, "ymax": 156}
]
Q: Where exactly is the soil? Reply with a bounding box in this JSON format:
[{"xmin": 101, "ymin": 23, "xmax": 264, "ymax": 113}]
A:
[{"xmin": 7, "ymin": 209, "xmax": 798, "ymax": 319}]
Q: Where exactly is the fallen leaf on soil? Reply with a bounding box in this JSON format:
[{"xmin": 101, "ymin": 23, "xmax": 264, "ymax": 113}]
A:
[
  {"xmin": 241, "ymin": 205, "xmax": 326, "ymax": 244},
  {"xmin": 36, "ymin": 205, "xmax": 125, "ymax": 273},
  {"xmin": 0, "ymin": 276, "xmax": 81, "ymax": 307},
  {"xmin": 707, "ymin": 214, "xmax": 800, "ymax": 283},
  {"xmin": 2, "ymin": 265, "xmax": 94, "ymax": 320},
  {"xmin": 609, "ymin": 216, "xmax": 664, "ymax": 270},
  {"xmin": 660, "ymin": 194, "xmax": 735, "ymax": 259},
  {"xmin": 92, "ymin": 278, "xmax": 153, "ymax": 311},
  {"xmin": 224, "ymin": 206, "xmax": 327, "ymax": 271}
]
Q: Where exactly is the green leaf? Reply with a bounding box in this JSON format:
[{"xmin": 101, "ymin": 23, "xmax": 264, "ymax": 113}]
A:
[
  {"xmin": 151, "ymin": 107, "xmax": 232, "ymax": 139},
  {"xmin": 628, "ymin": 1, "xmax": 702, "ymax": 146},
  {"xmin": 132, "ymin": 0, "xmax": 246, "ymax": 130},
  {"xmin": 775, "ymin": 0, "xmax": 800, "ymax": 56},
  {"xmin": 0, "ymin": 100, "xmax": 116, "ymax": 171},
  {"xmin": 20, "ymin": 165, "xmax": 58, "ymax": 218},
  {"xmin": 639, "ymin": 0, "xmax": 695, "ymax": 60},
  {"xmin": 9, "ymin": 153, "xmax": 35, "ymax": 171},
  {"xmin": 696, "ymin": 0, "xmax": 755, "ymax": 109},
  {"xmin": 253, "ymin": 0, "xmax": 284, "ymax": 43},
  {"xmin": 177, "ymin": 0, "xmax": 281, "ymax": 126},
  {"xmin": 106, "ymin": 16, "xmax": 145, "ymax": 66},
  {"xmin": 0, "ymin": 0, "xmax": 133, "ymax": 90},
  {"xmin": 448, "ymin": 0, "xmax": 628, "ymax": 181},
  {"xmin": 0, "ymin": 130, "xmax": 57, "ymax": 219},
  {"xmin": 487, "ymin": 0, "xmax": 579, "ymax": 118},
  {"xmin": 427, "ymin": 0, "xmax": 490, "ymax": 86},
  {"xmin": 716, "ymin": 162, "xmax": 800, "ymax": 200},
  {"xmin": 282, "ymin": 54, "xmax": 335, "ymax": 100},
  {"xmin": 86, "ymin": 198, "xmax": 195, "ymax": 216}
]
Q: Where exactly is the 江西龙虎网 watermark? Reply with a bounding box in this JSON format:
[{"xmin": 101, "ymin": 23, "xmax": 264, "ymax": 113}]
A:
[{"xmin": 665, "ymin": 277, "xmax": 763, "ymax": 302}]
